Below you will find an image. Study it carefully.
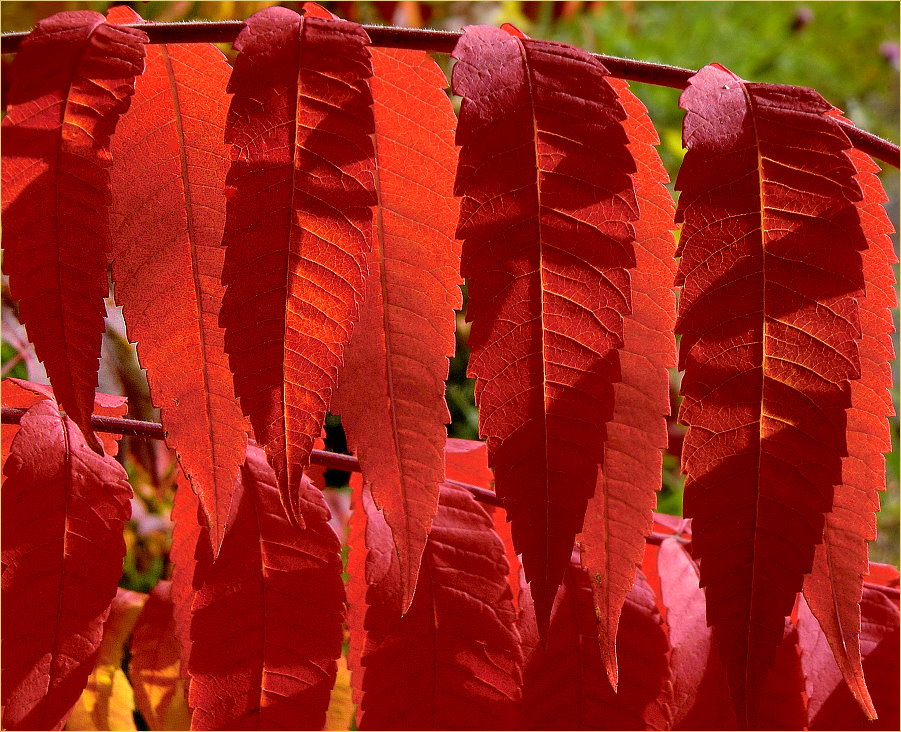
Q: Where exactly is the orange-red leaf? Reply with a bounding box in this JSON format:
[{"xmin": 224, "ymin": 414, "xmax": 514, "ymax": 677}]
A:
[
  {"xmin": 333, "ymin": 41, "xmax": 461, "ymax": 612},
  {"xmin": 675, "ymin": 63, "xmax": 867, "ymax": 723},
  {"xmin": 1, "ymin": 378, "xmax": 127, "ymax": 458},
  {"xmin": 347, "ymin": 477, "xmax": 522, "ymax": 730},
  {"xmin": 106, "ymin": 5, "xmax": 247, "ymax": 555},
  {"xmin": 188, "ymin": 444, "xmax": 345, "ymax": 730},
  {"xmin": 800, "ymin": 587, "xmax": 900, "ymax": 730},
  {"xmin": 452, "ymin": 24, "xmax": 638, "ymax": 632},
  {"xmin": 802, "ymin": 145, "xmax": 897, "ymax": 720},
  {"xmin": 519, "ymin": 558, "xmax": 673, "ymax": 730},
  {"xmin": 577, "ymin": 75, "xmax": 677, "ymax": 689},
  {"xmin": 129, "ymin": 581, "xmax": 192, "ymax": 732},
  {"xmin": 0, "ymin": 11, "xmax": 145, "ymax": 449},
  {"xmin": 220, "ymin": 5, "xmax": 375, "ymax": 527},
  {"xmin": 1, "ymin": 399, "xmax": 133, "ymax": 730}
]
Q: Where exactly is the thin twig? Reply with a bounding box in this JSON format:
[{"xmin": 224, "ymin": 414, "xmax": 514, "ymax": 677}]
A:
[{"xmin": 1, "ymin": 21, "xmax": 897, "ymax": 167}]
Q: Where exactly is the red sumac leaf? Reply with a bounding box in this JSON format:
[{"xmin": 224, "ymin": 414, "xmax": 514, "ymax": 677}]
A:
[
  {"xmin": 519, "ymin": 559, "xmax": 673, "ymax": 730},
  {"xmin": 348, "ymin": 477, "xmax": 522, "ymax": 730},
  {"xmin": 106, "ymin": 4, "xmax": 247, "ymax": 555},
  {"xmin": 333, "ymin": 40, "xmax": 461, "ymax": 611},
  {"xmin": 220, "ymin": 5, "xmax": 375, "ymax": 527},
  {"xmin": 800, "ymin": 588, "xmax": 900, "ymax": 730},
  {"xmin": 675, "ymin": 62, "xmax": 867, "ymax": 723},
  {"xmin": 1, "ymin": 399, "xmax": 132, "ymax": 730},
  {"xmin": 577, "ymin": 75, "xmax": 677, "ymax": 689},
  {"xmin": 802, "ymin": 144, "xmax": 897, "ymax": 720},
  {"xmin": 1, "ymin": 11, "xmax": 145, "ymax": 449},
  {"xmin": 188, "ymin": 444, "xmax": 344, "ymax": 730},
  {"xmin": 452, "ymin": 24, "xmax": 638, "ymax": 632}
]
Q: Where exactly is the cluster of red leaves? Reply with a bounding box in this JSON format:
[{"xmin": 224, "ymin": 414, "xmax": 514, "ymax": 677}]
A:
[{"xmin": 1, "ymin": 3, "xmax": 897, "ymax": 731}]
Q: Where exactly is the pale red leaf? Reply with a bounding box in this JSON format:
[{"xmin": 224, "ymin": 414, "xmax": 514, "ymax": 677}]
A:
[
  {"xmin": 1, "ymin": 399, "xmax": 133, "ymax": 730},
  {"xmin": 576, "ymin": 75, "xmax": 677, "ymax": 689},
  {"xmin": 0, "ymin": 11, "xmax": 145, "ymax": 449},
  {"xmin": 675, "ymin": 63, "xmax": 867, "ymax": 723},
  {"xmin": 800, "ymin": 587, "xmax": 900, "ymax": 730},
  {"xmin": 220, "ymin": 5, "xmax": 375, "ymax": 527},
  {"xmin": 1, "ymin": 378, "xmax": 127, "ymax": 457},
  {"xmin": 106, "ymin": 4, "xmax": 248, "ymax": 555},
  {"xmin": 865, "ymin": 563, "xmax": 900, "ymax": 588},
  {"xmin": 519, "ymin": 558, "xmax": 673, "ymax": 730},
  {"xmin": 129, "ymin": 581, "xmax": 192, "ymax": 732},
  {"xmin": 333, "ymin": 40, "xmax": 461, "ymax": 612},
  {"xmin": 347, "ymin": 476, "xmax": 522, "ymax": 730},
  {"xmin": 452, "ymin": 24, "xmax": 638, "ymax": 632},
  {"xmin": 802, "ymin": 144, "xmax": 896, "ymax": 720},
  {"xmin": 188, "ymin": 444, "xmax": 344, "ymax": 730},
  {"xmin": 66, "ymin": 589, "xmax": 146, "ymax": 732}
]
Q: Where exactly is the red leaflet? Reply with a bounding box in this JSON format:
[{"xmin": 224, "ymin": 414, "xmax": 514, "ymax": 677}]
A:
[
  {"xmin": 1, "ymin": 378, "xmax": 127, "ymax": 458},
  {"xmin": 1, "ymin": 399, "xmax": 132, "ymax": 730},
  {"xmin": 803, "ymin": 145, "xmax": 896, "ymax": 719},
  {"xmin": 577, "ymin": 76, "xmax": 677, "ymax": 688},
  {"xmin": 188, "ymin": 444, "xmax": 345, "ymax": 730},
  {"xmin": 168, "ymin": 470, "xmax": 212, "ymax": 690},
  {"xmin": 1, "ymin": 11, "xmax": 145, "ymax": 450},
  {"xmin": 333, "ymin": 38, "xmax": 462, "ymax": 612},
  {"xmin": 348, "ymin": 477, "xmax": 522, "ymax": 730},
  {"xmin": 675, "ymin": 63, "xmax": 867, "ymax": 723},
  {"xmin": 800, "ymin": 588, "xmax": 900, "ymax": 730},
  {"xmin": 452, "ymin": 24, "xmax": 638, "ymax": 632},
  {"xmin": 519, "ymin": 558, "xmax": 673, "ymax": 730},
  {"xmin": 129, "ymin": 581, "xmax": 192, "ymax": 732},
  {"xmin": 220, "ymin": 5, "xmax": 375, "ymax": 527},
  {"xmin": 106, "ymin": 5, "xmax": 247, "ymax": 555}
]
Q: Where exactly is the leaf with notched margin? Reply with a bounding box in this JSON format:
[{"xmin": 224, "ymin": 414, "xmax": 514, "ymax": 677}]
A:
[
  {"xmin": 1, "ymin": 399, "xmax": 133, "ymax": 731},
  {"xmin": 106, "ymin": 4, "xmax": 248, "ymax": 556},
  {"xmin": 332, "ymin": 40, "xmax": 462, "ymax": 614},
  {"xmin": 519, "ymin": 557, "xmax": 673, "ymax": 730},
  {"xmin": 577, "ymin": 75, "xmax": 677, "ymax": 690},
  {"xmin": 220, "ymin": 5, "xmax": 375, "ymax": 528},
  {"xmin": 347, "ymin": 476, "xmax": 522, "ymax": 730},
  {"xmin": 188, "ymin": 444, "xmax": 344, "ymax": 730},
  {"xmin": 452, "ymin": 24, "xmax": 638, "ymax": 634},
  {"xmin": 66, "ymin": 589, "xmax": 146, "ymax": 732},
  {"xmin": 802, "ymin": 144, "xmax": 897, "ymax": 720},
  {"xmin": 129, "ymin": 581, "xmax": 192, "ymax": 732},
  {"xmin": 800, "ymin": 587, "xmax": 900, "ymax": 730},
  {"xmin": 1, "ymin": 378, "xmax": 127, "ymax": 458},
  {"xmin": 674, "ymin": 63, "xmax": 867, "ymax": 724},
  {"xmin": 1, "ymin": 11, "xmax": 146, "ymax": 450}
]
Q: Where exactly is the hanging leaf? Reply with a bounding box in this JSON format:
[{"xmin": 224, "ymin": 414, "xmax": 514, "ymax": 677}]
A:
[
  {"xmin": 324, "ymin": 656, "xmax": 354, "ymax": 732},
  {"xmin": 1, "ymin": 378, "xmax": 127, "ymax": 458},
  {"xmin": 800, "ymin": 587, "xmax": 900, "ymax": 730},
  {"xmin": 188, "ymin": 444, "xmax": 345, "ymax": 730},
  {"xmin": 452, "ymin": 23, "xmax": 638, "ymax": 632},
  {"xmin": 802, "ymin": 143, "xmax": 897, "ymax": 720},
  {"xmin": 348, "ymin": 477, "xmax": 522, "ymax": 730},
  {"xmin": 1, "ymin": 399, "xmax": 133, "ymax": 730},
  {"xmin": 129, "ymin": 581, "xmax": 192, "ymax": 732},
  {"xmin": 220, "ymin": 5, "xmax": 375, "ymax": 527},
  {"xmin": 1, "ymin": 11, "xmax": 146, "ymax": 449},
  {"xmin": 675, "ymin": 63, "xmax": 867, "ymax": 724},
  {"xmin": 577, "ymin": 74, "xmax": 677, "ymax": 688},
  {"xmin": 332, "ymin": 38, "xmax": 461, "ymax": 612},
  {"xmin": 106, "ymin": 4, "xmax": 248, "ymax": 555},
  {"xmin": 519, "ymin": 558, "xmax": 673, "ymax": 730},
  {"xmin": 66, "ymin": 589, "xmax": 147, "ymax": 732}
]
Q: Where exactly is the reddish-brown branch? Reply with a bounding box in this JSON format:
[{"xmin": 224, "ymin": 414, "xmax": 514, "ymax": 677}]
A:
[
  {"xmin": 1, "ymin": 405, "xmax": 682, "ymax": 545},
  {"xmin": 1, "ymin": 21, "xmax": 897, "ymax": 167}
]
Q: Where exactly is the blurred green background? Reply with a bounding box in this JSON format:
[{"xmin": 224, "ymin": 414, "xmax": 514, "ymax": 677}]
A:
[{"xmin": 2, "ymin": 1, "xmax": 898, "ymax": 585}]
